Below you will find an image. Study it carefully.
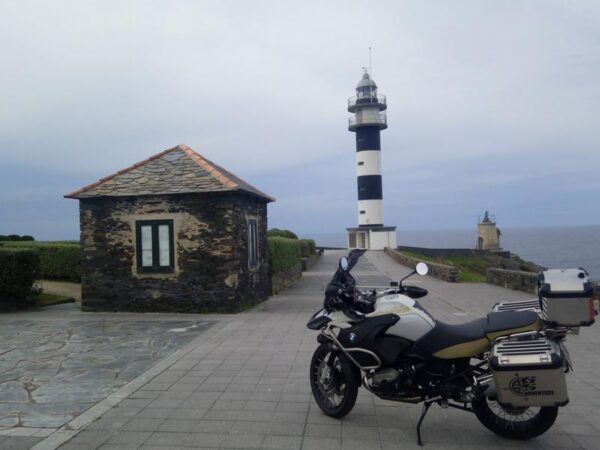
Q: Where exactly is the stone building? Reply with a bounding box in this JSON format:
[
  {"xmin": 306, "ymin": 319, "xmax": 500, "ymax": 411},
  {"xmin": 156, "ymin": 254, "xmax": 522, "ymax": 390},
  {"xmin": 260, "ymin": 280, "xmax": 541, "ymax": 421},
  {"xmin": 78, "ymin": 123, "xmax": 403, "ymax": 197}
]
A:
[
  {"xmin": 477, "ymin": 211, "xmax": 502, "ymax": 251},
  {"xmin": 65, "ymin": 144, "xmax": 274, "ymax": 313}
]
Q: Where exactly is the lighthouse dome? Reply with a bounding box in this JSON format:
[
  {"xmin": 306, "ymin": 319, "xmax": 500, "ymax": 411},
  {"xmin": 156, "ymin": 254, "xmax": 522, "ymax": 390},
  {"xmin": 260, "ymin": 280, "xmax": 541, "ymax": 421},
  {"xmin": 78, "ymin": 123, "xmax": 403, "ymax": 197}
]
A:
[{"xmin": 356, "ymin": 72, "xmax": 377, "ymax": 89}]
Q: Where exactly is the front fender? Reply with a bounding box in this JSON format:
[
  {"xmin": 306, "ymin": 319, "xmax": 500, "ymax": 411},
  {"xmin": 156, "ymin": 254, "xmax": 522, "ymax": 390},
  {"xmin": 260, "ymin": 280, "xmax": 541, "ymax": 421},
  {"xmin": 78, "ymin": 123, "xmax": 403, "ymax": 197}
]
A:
[{"xmin": 307, "ymin": 308, "xmax": 331, "ymax": 330}]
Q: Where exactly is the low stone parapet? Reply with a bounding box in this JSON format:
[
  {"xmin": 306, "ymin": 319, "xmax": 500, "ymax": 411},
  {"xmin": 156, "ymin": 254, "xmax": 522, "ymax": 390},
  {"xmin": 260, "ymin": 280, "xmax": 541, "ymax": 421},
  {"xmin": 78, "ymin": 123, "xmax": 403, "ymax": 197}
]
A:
[
  {"xmin": 486, "ymin": 268, "xmax": 538, "ymax": 294},
  {"xmin": 384, "ymin": 247, "xmax": 459, "ymax": 283},
  {"xmin": 302, "ymin": 254, "xmax": 320, "ymax": 271},
  {"xmin": 399, "ymin": 246, "xmax": 511, "ymax": 259},
  {"xmin": 271, "ymin": 262, "xmax": 302, "ymax": 295}
]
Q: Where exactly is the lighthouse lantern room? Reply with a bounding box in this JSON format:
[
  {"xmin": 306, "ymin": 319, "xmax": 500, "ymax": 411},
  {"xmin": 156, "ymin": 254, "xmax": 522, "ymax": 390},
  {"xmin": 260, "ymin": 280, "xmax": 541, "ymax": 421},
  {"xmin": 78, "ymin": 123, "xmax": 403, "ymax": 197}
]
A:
[{"xmin": 346, "ymin": 70, "xmax": 397, "ymax": 250}]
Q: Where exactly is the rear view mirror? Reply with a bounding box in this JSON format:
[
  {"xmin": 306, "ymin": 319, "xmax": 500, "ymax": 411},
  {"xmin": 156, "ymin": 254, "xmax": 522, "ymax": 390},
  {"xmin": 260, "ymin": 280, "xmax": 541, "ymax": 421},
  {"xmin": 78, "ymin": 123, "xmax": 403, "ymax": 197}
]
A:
[
  {"xmin": 416, "ymin": 262, "xmax": 429, "ymax": 276},
  {"xmin": 339, "ymin": 257, "xmax": 349, "ymax": 271}
]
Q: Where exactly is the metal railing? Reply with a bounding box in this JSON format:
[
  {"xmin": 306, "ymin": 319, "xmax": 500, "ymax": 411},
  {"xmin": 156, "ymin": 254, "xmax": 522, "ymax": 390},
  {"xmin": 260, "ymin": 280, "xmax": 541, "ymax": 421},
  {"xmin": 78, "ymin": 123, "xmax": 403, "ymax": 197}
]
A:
[
  {"xmin": 348, "ymin": 111, "xmax": 387, "ymax": 128},
  {"xmin": 348, "ymin": 94, "xmax": 386, "ymax": 109}
]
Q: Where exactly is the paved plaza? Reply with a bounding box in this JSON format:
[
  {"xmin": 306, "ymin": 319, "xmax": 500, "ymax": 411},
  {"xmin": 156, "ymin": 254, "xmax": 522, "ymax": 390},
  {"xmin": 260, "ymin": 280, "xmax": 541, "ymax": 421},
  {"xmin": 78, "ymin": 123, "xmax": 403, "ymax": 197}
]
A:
[{"xmin": 1, "ymin": 251, "xmax": 599, "ymax": 449}]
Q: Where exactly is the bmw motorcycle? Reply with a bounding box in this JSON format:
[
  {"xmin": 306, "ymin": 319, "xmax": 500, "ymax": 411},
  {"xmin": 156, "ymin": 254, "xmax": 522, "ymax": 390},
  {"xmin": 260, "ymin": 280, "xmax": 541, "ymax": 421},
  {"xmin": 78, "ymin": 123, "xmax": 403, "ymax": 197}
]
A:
[{"xmin": 307, "ymin": 250, "xmax": 595, "ymax": 445}]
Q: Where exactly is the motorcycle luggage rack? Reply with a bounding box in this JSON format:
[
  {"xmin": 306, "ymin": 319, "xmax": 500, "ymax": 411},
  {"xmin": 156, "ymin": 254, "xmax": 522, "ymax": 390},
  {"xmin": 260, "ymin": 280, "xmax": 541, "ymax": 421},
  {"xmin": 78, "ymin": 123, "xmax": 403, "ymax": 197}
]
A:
[{"xmin": 492, "ymin": 298, "xmax": 541, "ymax": 313}]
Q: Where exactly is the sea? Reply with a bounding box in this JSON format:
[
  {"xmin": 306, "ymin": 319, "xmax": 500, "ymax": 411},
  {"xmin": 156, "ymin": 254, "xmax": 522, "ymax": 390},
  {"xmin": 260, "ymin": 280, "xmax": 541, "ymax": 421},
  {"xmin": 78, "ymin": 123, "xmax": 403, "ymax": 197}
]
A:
[{"xmin": 302, "ymin": 225, "xmax": 600, "ymax": 280}]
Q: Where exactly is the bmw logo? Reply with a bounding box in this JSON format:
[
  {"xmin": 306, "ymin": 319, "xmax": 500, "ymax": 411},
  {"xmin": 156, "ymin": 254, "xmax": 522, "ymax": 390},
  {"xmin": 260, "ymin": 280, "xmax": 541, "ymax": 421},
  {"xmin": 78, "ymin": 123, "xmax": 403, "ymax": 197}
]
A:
[{"xmin": 349, "ymin": 332, "xmax": 357, "ymax": 343}]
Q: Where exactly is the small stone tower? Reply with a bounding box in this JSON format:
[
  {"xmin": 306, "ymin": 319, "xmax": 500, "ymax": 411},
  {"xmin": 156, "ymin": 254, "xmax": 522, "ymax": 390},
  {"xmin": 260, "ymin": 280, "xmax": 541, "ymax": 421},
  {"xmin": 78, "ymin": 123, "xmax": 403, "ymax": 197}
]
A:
[
  {"xmin": 346, "ymin": 70, "xmax": 397, "ymax": 250},
  {"xmin": 477, "ymin": 211, "xmax": 502, "ymax": 251}
]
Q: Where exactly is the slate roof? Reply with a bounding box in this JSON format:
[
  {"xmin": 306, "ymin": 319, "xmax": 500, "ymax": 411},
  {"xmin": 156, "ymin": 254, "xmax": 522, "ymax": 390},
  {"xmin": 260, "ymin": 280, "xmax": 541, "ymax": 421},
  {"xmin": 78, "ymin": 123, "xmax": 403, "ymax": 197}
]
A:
[{"xmin": 65, "ymin": 144, "xmax": 275, "ymax": 202}]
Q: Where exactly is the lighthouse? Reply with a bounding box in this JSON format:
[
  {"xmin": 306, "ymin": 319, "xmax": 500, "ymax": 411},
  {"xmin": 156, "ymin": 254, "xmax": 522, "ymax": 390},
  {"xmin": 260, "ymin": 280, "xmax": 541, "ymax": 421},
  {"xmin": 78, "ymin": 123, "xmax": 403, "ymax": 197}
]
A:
[{"xmin": 346, "ymin": 70, "xmax": 397, "ymax": 250}]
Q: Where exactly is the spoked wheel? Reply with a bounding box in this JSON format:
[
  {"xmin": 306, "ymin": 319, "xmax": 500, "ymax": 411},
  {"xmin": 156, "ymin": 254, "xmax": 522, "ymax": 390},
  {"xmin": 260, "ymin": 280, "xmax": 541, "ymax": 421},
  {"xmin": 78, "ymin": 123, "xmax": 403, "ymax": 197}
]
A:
[
  {"xmin": 472, "ymin": 396, "xmax": 558, "ymax": 440},
  {"xmin": 310, "ymin": 343, "xmax": 359, "ymax": 418}
]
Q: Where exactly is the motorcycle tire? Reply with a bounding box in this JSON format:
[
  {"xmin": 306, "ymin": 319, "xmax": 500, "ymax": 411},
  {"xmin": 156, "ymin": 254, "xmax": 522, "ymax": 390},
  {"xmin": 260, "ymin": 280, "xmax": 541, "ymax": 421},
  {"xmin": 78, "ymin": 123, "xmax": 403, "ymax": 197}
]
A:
[
  {"xmin": 310, "ymin": 343, "xmax": 359, "ymax": 418},
  {"xmin": 472, "ymin": 396, "xmax": 558, "ymax": 440}
]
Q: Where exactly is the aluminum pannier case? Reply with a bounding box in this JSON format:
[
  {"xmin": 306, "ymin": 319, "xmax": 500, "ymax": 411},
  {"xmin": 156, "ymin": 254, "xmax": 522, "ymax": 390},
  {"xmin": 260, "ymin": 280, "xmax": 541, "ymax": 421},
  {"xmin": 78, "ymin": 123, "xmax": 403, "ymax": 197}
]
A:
[
  {"xmin": 538, "ymin": 268, "xmax": 595, "ymax": 327},
  {"xmin": 490, "ymin": 338, "xmax": 568, "ymax": 407}
]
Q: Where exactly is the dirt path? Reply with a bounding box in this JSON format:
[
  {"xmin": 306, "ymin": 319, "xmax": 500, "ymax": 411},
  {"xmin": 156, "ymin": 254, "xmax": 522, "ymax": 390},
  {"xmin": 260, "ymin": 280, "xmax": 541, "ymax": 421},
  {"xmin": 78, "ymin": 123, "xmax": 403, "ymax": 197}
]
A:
[{"xmin": 37, "ymin": 280, "xmax": 82, "ymax": 302}]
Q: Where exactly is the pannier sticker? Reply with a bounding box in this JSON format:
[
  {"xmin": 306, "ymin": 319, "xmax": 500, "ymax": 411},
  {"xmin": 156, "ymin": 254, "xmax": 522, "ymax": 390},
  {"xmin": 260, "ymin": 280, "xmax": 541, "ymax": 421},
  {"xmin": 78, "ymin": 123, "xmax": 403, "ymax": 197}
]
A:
[{"xmin": 508, "ymin": 375, "xmax": 555, "ymax": 397}]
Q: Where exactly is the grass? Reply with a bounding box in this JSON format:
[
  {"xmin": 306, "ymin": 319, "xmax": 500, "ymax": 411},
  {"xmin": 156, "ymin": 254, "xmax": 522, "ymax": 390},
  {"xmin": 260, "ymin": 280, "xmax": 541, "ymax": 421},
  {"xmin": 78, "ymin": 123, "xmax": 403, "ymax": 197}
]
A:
[
  {"xmin": 458, "ymin": 270, "xmax": 487, "ymax": 283},
  {"xmin": 399, "ymin": 248, "xmax": 541, "ymax": 283},
  {"xmin": 32, "ymin": 293, "xmax": 75, "ymax": 307},
  {"xmin": 0, "ymin": 240, "xmax": 78, "ymax": 248},
  {"xmin": 399, "ymin": 250, "xmax": 493, "ymax": 283}
]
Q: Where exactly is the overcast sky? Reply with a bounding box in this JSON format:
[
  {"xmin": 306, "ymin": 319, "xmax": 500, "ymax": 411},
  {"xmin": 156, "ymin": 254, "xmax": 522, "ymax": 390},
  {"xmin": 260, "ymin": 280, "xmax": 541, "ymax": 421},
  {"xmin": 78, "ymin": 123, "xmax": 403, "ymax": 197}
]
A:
[{"xmin": 1, "ymin": 0, "xmax": 599, "ymax": 240}]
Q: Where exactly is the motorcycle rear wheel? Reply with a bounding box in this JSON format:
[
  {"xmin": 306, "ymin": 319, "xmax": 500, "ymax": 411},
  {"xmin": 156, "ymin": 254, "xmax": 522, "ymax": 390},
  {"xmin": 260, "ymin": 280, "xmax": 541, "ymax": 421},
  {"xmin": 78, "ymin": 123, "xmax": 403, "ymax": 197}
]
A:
[
  {"xmin": 310, "ymin": 344, "xmax": 359, "ymax": 418},
  {"xmin": 472, "ymin": 396, "xmax": 558, "ymax": 440}
]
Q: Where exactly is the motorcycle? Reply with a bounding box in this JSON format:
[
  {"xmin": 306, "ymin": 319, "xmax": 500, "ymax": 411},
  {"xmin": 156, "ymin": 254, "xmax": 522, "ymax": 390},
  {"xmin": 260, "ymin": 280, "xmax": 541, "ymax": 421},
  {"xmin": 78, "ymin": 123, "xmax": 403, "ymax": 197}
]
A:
[{"xmin": 307, "ymin": 250, "xmax": 596, "ymax": 446}]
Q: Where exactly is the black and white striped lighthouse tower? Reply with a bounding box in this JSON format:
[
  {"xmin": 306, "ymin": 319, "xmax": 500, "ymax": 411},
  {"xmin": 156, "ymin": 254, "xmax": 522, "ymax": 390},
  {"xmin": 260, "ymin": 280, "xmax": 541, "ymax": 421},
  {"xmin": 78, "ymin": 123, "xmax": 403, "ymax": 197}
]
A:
[{"xmin": 346, "ymin": 70, "xmax": 397, "ymax": 250}]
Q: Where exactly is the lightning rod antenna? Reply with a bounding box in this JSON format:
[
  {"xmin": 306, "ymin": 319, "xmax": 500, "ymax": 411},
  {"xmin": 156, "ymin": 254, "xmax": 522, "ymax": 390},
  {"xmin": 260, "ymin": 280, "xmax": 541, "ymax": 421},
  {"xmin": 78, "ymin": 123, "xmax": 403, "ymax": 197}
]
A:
[{"xmin": 369, "ymin": 47, "xmax": 372, "ymax": 77}]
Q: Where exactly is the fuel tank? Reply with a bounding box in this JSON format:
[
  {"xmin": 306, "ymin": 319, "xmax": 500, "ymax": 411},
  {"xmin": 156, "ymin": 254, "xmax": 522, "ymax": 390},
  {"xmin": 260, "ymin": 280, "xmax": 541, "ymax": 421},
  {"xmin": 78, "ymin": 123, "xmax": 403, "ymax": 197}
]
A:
[{"xmin": 367, "ymin": 294, "xmax": 435, "ymax": 342}]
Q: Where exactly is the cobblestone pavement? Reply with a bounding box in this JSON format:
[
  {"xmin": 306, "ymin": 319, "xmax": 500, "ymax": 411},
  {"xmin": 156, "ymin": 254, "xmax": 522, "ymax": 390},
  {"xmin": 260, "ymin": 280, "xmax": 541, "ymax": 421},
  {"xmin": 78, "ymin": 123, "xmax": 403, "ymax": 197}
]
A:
[
  {"xmin": 0, "ymin": 307, "xmax": 214, "ymax": 448},
  {"xmin": 8, "ymin": 250, "xmax": 600, "ymax": 449}
]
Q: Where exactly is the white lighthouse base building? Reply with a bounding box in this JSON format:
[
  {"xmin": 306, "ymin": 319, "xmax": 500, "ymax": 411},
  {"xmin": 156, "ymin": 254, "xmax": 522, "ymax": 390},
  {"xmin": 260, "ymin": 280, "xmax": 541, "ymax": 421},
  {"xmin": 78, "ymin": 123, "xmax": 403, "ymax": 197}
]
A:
[{"xmin": 347, "ymin": 226, "xmax": 397, "ymax": 251}]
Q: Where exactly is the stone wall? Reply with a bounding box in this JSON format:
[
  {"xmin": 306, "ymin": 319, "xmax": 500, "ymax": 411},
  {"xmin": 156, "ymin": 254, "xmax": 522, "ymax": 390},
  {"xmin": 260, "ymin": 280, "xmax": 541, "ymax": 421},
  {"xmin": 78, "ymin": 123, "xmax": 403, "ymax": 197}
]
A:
[
  {"xmin": 271, "ymin": 262, "xmax": 302, "ymax": 295},
  {"xmin": 399, "ymin": 246, "xmax": 511, "ymax": 259},
  {"xmin": 486, "ymin": 268, "xmax": 539, "ymax": 294},
  {"xmin": 384, "ymin": 247, "xmax": 459, "ymax": 283},
  {"xmin": 301, "ymin": 254, "xmax": 320, "ymax": 271},
  {"xmin": 79, "ymin": 192, "xmax": 269, "ymax": 312}
]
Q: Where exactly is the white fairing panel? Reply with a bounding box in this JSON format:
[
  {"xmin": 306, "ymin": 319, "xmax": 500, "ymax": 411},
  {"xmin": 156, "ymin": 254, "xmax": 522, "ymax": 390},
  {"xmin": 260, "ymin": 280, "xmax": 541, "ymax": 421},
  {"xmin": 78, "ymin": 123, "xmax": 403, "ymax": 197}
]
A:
[
  {"xmin": 367, "ymin": 294, "xmax": 435, "ymax": 342},
  {"xmin": 327, "ymin": 310, "xmax": 353, "ymax": 329}
]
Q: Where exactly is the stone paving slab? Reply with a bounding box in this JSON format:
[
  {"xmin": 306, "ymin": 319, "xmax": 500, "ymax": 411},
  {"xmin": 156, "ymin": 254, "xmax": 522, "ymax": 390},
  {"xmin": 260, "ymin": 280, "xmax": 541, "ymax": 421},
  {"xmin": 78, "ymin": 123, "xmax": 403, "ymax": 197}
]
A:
[
  {"xmin": 22, "ymin": 251, "xmax": 600, "ymax": 449},
  {"xmin": 0, "ymin": 306, "xmax": 217, "ymax": 449}
]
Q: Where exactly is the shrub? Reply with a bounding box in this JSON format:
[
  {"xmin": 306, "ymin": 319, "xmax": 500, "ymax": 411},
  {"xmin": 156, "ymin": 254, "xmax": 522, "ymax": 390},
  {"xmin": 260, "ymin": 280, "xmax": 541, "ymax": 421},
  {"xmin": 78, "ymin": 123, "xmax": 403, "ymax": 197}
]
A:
[
  {"xmin": 2, "ymin": 242, "xmax": 80, "ymax": 281},
  {"xmin": 267, "ymin": 237, "xmax": 302, "ymax": 276},
  {"xmin": 37, "ymin": 245, "xmax": 81, "ymax": 281},
  {"xmin": 267, "ymin": 228, "xmax": 298, "ymax": 240},
  {"xmin": 0, "ymin": 249, "xmax": 40, "ymax": 308},
  {"xmin": 300, "ymin": 239, "xmax": 316, "ymax": 257},
  {"xmin": 0, "ymin": 234, "xmax": 35, "ymax": 241}
]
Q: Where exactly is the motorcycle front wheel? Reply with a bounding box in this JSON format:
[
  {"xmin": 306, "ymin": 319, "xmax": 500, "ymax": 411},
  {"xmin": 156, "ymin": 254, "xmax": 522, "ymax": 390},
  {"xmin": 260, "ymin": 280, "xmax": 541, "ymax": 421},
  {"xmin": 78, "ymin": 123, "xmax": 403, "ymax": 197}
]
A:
[
  {"xmin": 472, "ymin": 396, "xmax": 558, "ymax": 440},
  {"xmin": 310, "ymin": 343, "xmax": 359, "ymax": 418}
]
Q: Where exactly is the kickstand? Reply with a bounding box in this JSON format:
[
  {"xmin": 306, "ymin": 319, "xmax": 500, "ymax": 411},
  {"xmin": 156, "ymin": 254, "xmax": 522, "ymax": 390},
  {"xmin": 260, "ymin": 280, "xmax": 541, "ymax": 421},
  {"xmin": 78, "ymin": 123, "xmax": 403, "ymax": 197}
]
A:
[{"xmin": 416, "ymin": 402, "xmax": 431, "ymax": 446}]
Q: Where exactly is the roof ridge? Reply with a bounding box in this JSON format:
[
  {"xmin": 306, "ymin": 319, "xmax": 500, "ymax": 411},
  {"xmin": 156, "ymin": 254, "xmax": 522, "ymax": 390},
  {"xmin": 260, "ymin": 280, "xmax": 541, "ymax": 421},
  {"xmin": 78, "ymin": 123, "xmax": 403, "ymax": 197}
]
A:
[
  {"xmin": 64, "ymin": 144, "xmax": 275, "ymax": 202},
  {"xmin": 199, "ymin": 155, "xmax": 275, "ymax": 202},
  {"xmin": 64, "ymin": 145, "xmax": 182, "ymax": 198},
  {"xmin": 177, "ymin": 144, "xmax": 238, "ymax": 189}
]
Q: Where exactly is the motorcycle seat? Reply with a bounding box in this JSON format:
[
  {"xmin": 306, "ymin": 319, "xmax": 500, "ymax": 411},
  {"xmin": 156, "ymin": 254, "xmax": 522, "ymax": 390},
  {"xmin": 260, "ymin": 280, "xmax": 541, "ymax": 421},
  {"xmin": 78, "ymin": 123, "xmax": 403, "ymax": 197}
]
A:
[
  {"xmin": 417, "ymin": 318, "xmax": 487, "ymax": 354},
  {"xmin": 416, "ymin": 310, "xmax": 542, "ymax": 360},
  {"xmin": 485, "ymin": 310, "xmax": 541, "ymax": 339}
]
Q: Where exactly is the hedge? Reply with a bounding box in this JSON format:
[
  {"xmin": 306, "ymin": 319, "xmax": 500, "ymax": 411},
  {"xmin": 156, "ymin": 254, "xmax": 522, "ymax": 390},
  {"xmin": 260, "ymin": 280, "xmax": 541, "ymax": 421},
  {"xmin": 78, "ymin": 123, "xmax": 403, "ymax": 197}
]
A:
[
  {"xmin": 267, "ymin": 228, "xmax": 298, "ymax": 240},
  {"xmin": 267, "ymin": 237, "xmax": 302, "ymax": 276},
  {"xmin": 0, "ymin": 234, "xmax": 34, "ymax": 242},
  {"xmin": 300, "ymin": 239, "xmax": 316, "ymax": 257},
  {"xmin": 0, "ymin": 249, "xmax": 40, "ymax": 308},
  {"xmin": 1, "ymin": 242, "xmax": 80, "ymax": 282}
]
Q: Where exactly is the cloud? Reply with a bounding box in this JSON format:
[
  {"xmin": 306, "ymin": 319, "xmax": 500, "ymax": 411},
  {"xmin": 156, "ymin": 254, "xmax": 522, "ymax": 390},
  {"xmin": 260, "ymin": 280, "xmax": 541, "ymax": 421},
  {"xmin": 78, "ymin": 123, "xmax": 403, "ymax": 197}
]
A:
[{"xmin": 1, "ymin": 0, "xmax": 599, "ymax": 238}]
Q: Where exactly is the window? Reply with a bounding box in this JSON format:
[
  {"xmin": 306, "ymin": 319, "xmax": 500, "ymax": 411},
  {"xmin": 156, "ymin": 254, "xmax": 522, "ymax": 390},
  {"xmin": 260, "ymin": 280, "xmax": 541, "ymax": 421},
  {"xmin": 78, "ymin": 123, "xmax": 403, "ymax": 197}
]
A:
[
  {"xmin": 136, "ymin": 220, "xmax": 174, "ymax": 273},
  {"xmin": 359, "ymin": 210, "xmax": 366, "ymax": 214},
  {"xmin": 248, "ymin": 219, "xmax": 258, "ymax": 268},
  {"xmin": 357, "ymin": 161, "xmax": 364, "ymax": 166}
]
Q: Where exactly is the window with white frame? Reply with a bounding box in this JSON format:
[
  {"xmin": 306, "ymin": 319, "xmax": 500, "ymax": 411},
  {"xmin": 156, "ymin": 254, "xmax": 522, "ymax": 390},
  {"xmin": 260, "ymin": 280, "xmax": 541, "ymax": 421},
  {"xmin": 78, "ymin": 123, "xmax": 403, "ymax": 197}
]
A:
[
  {"xmin": 248, "ymin": 219, "xmax": 258, "ymax": 268},
  {"xmin": 136, "ymin": 220, "xmax": 174, "ymax": 273}
]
